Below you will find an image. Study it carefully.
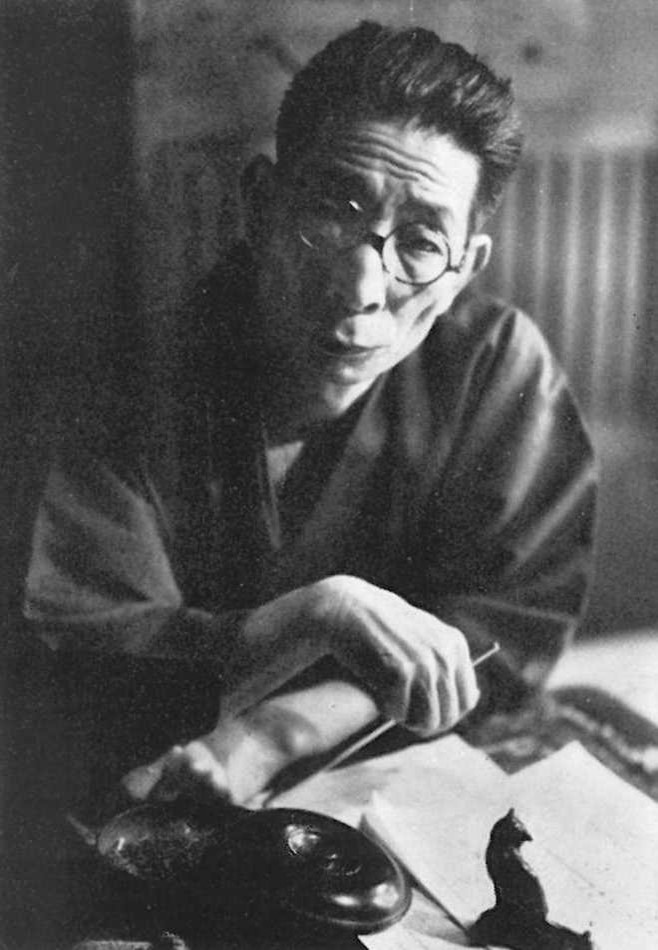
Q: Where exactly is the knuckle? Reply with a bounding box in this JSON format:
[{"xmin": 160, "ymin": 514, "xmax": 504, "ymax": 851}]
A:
[
  {"xmin": 394, "ymin": 654, "xmax": 416, "ymax": 688},
  {"xmin": 322, "ymin": 573, "xmax": 353, "ymax": 595}
]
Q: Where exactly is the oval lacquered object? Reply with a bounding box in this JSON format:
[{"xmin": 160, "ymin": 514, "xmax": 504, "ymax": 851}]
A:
[
  {"xmin": 231, "ymin": 807, "xmax": 411, "ymax": 933},
  {"xmin": 95, "ymin": 802, "xmax": 410, "ymax": 935}
]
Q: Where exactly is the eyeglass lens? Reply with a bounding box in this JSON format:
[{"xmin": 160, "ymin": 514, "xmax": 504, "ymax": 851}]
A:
[{"xmin": 298, "ymin": 198, "xmax": 452, "ymax": 286}]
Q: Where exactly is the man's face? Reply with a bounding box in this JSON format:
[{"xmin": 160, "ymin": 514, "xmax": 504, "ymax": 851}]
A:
[{"xmin": 250, "ymin": 118, "xmax": 489, "ymax": 417}]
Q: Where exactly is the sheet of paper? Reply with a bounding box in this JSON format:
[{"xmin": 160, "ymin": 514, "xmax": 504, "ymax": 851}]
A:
[
  {"xmin": 361, "ymin": 888, "xmax": 471, "ymax": 950},
  {"xmin": 365, "ymin": 741, "xmax": 658, "ymax": 949},
  {"xmin": 508, "ymin": 742, "xmax": 658, "ymax": 944},
  {"xmin": 362, "ymin": 925, "xmax": 465, "ymax": 950},
  {"xmin": 271, "ymin": 733, "xmax": 508, "ymax": 826},
  {"xmin": 366, "ymin": 781, "xmax": 513, "ymax": 929}
]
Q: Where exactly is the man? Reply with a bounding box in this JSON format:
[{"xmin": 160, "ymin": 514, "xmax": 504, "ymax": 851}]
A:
[{"xmin": 23, "ymin": 22, "xmax": 596, "ymax": 809}]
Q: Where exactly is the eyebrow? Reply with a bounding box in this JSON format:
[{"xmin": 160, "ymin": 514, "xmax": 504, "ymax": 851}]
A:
[
  {"xmin": 302, "ymin": 163, "xmax": 455, "ymax": 233},
  {"xmin": 401, "ymin": 197, "xmax": 455, "ymax": 232},
  {"xmin": 339, "ymin": 129, "xmax": 447, "ymax": 187}
]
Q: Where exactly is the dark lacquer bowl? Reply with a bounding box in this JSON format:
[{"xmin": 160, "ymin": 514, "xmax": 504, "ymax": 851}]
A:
[{"xmin": 94, "ymin": 801, "xmax": 410, "ymax": 935}]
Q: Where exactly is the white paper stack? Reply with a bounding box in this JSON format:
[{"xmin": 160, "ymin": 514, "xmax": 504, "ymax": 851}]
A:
[{"xmin": 362, "ymin": 741, "xmax": 658, "ymax": 950}]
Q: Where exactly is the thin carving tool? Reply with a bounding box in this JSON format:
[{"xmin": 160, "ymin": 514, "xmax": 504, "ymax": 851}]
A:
[{"xmin": 262, "ymin": 640, "xmax": 500, "ymax": 807}]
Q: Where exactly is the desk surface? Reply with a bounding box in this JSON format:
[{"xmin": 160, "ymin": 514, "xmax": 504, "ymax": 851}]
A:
[
  {"xmin": 548, "ymin": 628, "xmax": 658, "ymax": 725},
  {"xmin": 50, "ymin": 682, "xmax": 658, "ymax": 950}
]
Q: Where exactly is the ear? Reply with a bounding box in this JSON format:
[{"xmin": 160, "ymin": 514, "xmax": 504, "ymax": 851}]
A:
[
  {"xmin": 456, "ymin": 232, "xmax": 492, "ymax": 289},
  {"xmin": 241, "ymin": 154, "xmax": 278, "ymax": 250}
]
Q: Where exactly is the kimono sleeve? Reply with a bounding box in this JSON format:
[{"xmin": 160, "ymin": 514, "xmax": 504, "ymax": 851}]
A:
[
  {"xmin": 23, "ymin": 447, "xmax": 243, "ymax": 665},
  {"xmin": 413, "ymin": 306, "xmax": 597, "ymax": 708}
]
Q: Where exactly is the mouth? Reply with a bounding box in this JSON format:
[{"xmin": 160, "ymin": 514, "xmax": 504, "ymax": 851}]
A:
[{"xmin": 314, "ymin": 338, "xmax": 386, "ymax": 364}]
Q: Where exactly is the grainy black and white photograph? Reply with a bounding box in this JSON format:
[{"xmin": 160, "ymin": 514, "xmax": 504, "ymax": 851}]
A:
[{"xmin": 2, "ymin": 2, "xmax": 658, "ymax": 948}]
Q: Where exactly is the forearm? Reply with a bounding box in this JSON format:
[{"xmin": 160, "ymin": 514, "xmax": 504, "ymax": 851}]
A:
[
  {"xmin": 31, "ymin": 583, "xmax": 334, "ymax": 698},
  {"xmin": 242, "ymin": 678, "xmax": 379, "ymax": 761},
  {"xmin": 213, "ymin": 679, "xmax": 379, "ymax": 803},
  {"xmin": 122, "ymin": 677, "xmax": 378, "ymax": 806},
  {"xmin": 26, "ymin": 604, "xmax": 245, "ymax": 670}
]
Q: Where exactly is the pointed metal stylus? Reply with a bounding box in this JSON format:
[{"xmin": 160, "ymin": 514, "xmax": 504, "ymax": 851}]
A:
[{"xmin": 262, "ymin": 641, "xmax": 500, "ymax": 807}]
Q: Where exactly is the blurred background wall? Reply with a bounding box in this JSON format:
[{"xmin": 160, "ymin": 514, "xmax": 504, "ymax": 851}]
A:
[
  {"xmin": 3, "ymin": 0, "xmax": 658, "ymax": 637},
  {"xmin": 2, "ymin": 0, "xmax": 140, "ymax": 646}
]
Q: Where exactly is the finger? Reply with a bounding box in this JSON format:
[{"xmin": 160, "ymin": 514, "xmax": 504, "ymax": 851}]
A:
[
  {"xmin": 369, "ymin": 648, "xmax": 416, "ymax": 726},
  {"xmin": 151, "ymin": 742, "xmax": 230, "ymax": 803},
  {"xmin": 120, "ymin": 753, "xmax": 169, "ymax": 802},
  {"xmin": 435, "ymin": 671, "xmax": 463, "ymax": 735},
  {"xmin": 346, "ymin": 640, "xmax": 437, "ymax": 735},
  {"xmin": 183, "ymin": 739, "xmax": 231, "ymax": 797},
  {"xmin": 457, "ymin": 659, "xmax": 481, "ymax": 714},
  {"xmin": 406, "ymin": 636, "xmax": 481, "ymax": 738},
  {"xmin": 149, "ymin": 745, "xmax": 189, "ymax": 802},
  {"xmin": 435, "ymin": 648, "xmax": 480, "ymax": 733},
  {"xmin": 451, "ymin": 636, "xmax": 481, "ymax": 716},
  {"xmin": 399, "ymin": 652, "xmax": 441, "ymax": 737}
]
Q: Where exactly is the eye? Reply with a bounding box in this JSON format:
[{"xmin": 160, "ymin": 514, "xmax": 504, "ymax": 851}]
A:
[
  {"xmin": 308, "ymin": 196, "xmax": 361, "ymax": 222},
  {"xmin": 309, "ymin": 196, "xmax": 340, "ymax": 218},
  {"xmin": 395, "ymin": 225, "xmax": 448, "ymax": 258},
  {"xmin": 298, "ymin": 195, "xmax": 364, "ymax": 250}
]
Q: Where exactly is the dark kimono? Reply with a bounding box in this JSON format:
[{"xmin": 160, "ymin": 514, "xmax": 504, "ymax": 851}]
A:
[{"xmin": 24, "ymin": 245, "xmax": 597, "ymax": 712}]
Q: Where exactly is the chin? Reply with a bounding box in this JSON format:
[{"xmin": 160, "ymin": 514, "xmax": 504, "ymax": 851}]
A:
[
  {"xmin": 312, "ymin": 373, "xmax": 377, "ymax": 417},
  {"xmin": 320, "ymin": 362, "xmax": 381, "ymax": 390}
]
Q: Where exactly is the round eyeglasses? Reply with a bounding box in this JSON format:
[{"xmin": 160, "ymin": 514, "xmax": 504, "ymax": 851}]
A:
[{"xmin": 298, "ymin": 198, "xmax": 467, "ymax": 287}]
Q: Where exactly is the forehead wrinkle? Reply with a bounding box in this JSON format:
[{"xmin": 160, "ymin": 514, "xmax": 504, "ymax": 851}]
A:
[
  {"xmin": 330, "ymin": 156, "xmax": 457, "ymax": 233},
  {"xmin": 334, "ymin": 128, "xmax": 451, "ymax": 188},
  {"xmin": 330, "ymin": 154, "xmax": 453, "ymax": 225},
  {"xmin": 333, "ymin": 151, "xmax": 437, "ymax": 189}
]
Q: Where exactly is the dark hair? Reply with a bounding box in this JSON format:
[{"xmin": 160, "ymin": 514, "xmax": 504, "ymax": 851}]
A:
[{"xmin": 276, "ymin": 21, "xmax": 523, "ymax": 223}]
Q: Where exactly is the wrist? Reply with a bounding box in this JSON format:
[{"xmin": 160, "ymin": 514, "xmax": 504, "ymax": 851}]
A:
[
  {"xmin": 201, "ymin": 715, "xmax": 291, "ymax": 804},
  {"xmin": 309, "ymin": 574, "xmax": 361, "ymax": 642}
]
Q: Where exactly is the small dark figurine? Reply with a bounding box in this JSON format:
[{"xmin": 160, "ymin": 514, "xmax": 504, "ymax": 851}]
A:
[{"xmin": 470, "ymin": 809, "xmax": 596, "ymax": 950}]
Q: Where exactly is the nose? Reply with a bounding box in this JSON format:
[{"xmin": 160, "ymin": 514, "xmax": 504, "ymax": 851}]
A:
[{"xmin": 328, "ymin": 242, "xmax": 387, "ymax": 315}]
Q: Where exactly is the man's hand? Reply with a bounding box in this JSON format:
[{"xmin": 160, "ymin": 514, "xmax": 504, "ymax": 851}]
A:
[
  {"xmin": 121, "ymin": 680, "xmax": 378, "ymax": 806},
  {"xmin": 227, "ymin": 575, "xmax": 480, "ymax": 738},
  {"xmin": 319, "ymin": 576, "xmax": 479, "ymax": 736}
]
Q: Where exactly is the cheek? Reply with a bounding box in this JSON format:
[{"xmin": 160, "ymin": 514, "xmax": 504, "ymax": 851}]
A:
[
  {"xmin": 392, "ymin": 274, "xmax": 463, "ymax": 340},
  {"xmin": 257, "ymin": 248, "xmax": 327, "ymax": 353},
  {"xmin": 388, "ymin": 289, "xmax": 443, "ymax": 342},
  {"xmin": 257, "ymin": 258, "xmax": 301, "ymax": 332},
  {"xmin": 263, "ymin": 239, "xmax": 322, "ymax": 308}
]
